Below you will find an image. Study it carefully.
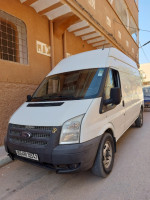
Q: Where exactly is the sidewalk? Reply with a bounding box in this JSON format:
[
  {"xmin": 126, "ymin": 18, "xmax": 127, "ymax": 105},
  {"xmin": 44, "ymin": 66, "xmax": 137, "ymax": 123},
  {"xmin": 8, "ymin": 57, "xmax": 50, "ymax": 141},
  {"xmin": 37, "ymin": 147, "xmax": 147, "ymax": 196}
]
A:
[{"xmin": 0, "ymin": 146, "xmax": 12, "ymax": 168}]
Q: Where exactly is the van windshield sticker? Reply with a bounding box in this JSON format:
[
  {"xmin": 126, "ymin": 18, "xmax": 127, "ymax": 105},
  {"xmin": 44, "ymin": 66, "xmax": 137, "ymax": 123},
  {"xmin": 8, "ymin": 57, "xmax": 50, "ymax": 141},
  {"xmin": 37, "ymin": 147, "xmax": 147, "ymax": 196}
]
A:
[{"xmin": 98, "ymin": 69, "xmax": 104, "ymax": 76}]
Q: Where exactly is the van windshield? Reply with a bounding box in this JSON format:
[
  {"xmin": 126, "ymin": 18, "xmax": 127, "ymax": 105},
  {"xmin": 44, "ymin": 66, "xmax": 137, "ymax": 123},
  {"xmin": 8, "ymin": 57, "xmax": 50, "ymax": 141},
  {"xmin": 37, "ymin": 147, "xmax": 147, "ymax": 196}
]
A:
[
  {"xmin": 143, "ymin": 87, "xmax": 150, "ymax": 97},
  {"xmin": 32, "ymin": 68, "xmax": 105, "ymax": 101}
]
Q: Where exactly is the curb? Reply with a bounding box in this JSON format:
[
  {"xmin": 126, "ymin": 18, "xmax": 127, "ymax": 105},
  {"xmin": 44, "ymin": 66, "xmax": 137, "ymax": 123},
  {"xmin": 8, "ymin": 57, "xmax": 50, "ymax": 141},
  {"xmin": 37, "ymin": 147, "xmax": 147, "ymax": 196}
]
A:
[
  {"xmin": 0, "ymin": 155, "xmax": 12, "ymax": 168},
  {"xmin": 0, "ymin": 146, "xmax": 13, "ymax": 168}
]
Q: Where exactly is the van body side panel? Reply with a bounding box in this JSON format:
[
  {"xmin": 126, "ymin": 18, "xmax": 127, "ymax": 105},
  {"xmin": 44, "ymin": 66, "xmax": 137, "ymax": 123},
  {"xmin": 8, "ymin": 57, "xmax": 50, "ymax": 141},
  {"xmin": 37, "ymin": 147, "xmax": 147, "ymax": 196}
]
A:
[
  {"xmin": 81, "ymin": 98, "xmax": 116, "ymax": 142},
  {"xmin": 106, "ymin": 57, "xmax": 143, "ymax": 140},
  {"xmin": 109, "ymin": 59, "xmax": 143, "ymax": 137},
  {"xmin": 81, "ymin": 98, "xmax": 106, "ymax": 142},
  {"xmin": 104, "ymin": 103, "xmax": 125, "ymax": 141}
]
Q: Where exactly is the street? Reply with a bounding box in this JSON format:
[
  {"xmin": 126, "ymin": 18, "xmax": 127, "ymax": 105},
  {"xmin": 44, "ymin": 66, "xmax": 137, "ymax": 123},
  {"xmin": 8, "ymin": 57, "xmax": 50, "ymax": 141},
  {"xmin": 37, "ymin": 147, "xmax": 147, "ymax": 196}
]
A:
[{"xmin": 0, "ymin": 111, "xmax": 150, "ymax": 200}]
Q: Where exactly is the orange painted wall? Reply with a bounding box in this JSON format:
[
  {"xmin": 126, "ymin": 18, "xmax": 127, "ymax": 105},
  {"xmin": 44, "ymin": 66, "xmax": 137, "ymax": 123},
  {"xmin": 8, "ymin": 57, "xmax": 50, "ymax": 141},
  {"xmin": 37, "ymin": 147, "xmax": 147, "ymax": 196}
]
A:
[
  {"xmin": 66, "ymin": 31, "xmax": 95, "ymax": 56},
  {"xmin": 0, "ymin": 0, "xmax": 51, "ymax": 85},
  {"xmin": 53, "ymin": 28, "xmax": 95, "ymax": 66}
]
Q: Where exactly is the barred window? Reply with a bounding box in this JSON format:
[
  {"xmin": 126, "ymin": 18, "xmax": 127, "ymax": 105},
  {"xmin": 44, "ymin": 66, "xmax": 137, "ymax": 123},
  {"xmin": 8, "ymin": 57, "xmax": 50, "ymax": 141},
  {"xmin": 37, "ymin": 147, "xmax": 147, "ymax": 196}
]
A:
[{"xmin": 0, "ymin": 10, "xmax": 28, "ymax": 64}]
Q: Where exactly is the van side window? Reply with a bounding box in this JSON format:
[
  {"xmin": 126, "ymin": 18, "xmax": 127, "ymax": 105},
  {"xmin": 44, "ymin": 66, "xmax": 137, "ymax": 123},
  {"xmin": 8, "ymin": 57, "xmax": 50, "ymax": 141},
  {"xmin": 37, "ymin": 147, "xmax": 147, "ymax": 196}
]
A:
[
  {"xmin": 102, "ymin": 69, "xmax": 121, "ymax": 112},
  {"xmin": 104, "ymin": 70, "xmax": 115, "ymax": 99}
]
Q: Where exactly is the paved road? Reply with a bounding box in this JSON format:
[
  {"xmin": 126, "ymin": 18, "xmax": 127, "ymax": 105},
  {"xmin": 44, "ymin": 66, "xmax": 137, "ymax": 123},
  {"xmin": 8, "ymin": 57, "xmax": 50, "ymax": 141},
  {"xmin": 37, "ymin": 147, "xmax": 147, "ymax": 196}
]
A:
[{"xmin": 1, "ymin": 111, "xmax": 150, "ymax": 200}]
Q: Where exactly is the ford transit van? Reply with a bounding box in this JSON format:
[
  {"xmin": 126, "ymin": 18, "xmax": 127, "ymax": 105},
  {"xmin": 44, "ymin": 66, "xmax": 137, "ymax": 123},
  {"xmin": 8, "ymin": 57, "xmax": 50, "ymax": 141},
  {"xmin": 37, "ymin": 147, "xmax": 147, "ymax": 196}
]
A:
[{"xmin": 4, "ymin": 48, "xmax": 143, "ymax": 177}]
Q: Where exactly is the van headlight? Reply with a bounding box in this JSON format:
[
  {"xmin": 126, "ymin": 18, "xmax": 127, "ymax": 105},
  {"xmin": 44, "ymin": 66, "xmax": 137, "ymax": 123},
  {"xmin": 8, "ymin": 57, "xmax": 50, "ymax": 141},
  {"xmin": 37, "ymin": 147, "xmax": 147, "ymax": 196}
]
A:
[{"xmin": 59, "ymin": 114, "xmax": 84, "ymax": 144}]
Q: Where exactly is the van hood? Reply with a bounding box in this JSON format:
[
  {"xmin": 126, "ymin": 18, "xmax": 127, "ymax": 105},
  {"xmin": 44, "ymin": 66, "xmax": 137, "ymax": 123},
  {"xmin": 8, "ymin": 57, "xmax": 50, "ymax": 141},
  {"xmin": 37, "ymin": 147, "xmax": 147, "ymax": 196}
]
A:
[{"xmin": 9, "ymin": 99, "xmax": 93, "ymax": 126}]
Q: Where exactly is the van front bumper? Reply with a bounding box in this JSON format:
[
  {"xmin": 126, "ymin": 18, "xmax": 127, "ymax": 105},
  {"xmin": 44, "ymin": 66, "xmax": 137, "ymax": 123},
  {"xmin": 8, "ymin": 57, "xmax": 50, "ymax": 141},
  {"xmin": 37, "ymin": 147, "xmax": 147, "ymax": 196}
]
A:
[
  {"xmin": 5, "ymin": 129, "xmax": 101, "ymax": 173},
  {"xmin": 52, "ymin": 137, "xmax": 101, "ymax": 172}
]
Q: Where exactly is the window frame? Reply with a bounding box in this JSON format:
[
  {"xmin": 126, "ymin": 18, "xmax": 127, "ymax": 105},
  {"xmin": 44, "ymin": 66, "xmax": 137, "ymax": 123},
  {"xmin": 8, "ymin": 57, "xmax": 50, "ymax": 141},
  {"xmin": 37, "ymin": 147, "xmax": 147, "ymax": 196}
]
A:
[
  {"xmin": 0, "ymin": 10, "xmax": 28, "ymax": 64},
  {"xmin": 100, "ymin": 67, "xmax": 122, "ymax": 114}
]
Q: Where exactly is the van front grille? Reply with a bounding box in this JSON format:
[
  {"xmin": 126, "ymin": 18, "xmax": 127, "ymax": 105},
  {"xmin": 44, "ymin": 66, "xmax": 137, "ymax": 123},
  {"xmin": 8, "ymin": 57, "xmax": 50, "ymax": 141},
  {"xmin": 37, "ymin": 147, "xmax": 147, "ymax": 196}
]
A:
[
  {"xmin": 9, "ymin": 124, "xmax": 52, "ymax": 131},
  {"xmin": 9, "ymin": 137, "xmax": 47, "ymax": 146},
  {"xmin": 8, "ymin": 124, "xmax": 58, "ymax": 147},
  {"xmin": 10, "ymin": 130, "xmax": 51, "ymax": 138}
]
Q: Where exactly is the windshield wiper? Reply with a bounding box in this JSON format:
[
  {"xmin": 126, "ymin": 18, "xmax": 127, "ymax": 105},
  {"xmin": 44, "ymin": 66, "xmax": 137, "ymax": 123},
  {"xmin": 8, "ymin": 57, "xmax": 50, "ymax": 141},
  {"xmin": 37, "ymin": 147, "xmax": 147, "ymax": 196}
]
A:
[
  {"xmin": 32, "ymin": 94, "xmax": 81, "ymax": 101},
  {"xmin": 47, "ymin": 95, "xmax": 78, "ymax": 100}
]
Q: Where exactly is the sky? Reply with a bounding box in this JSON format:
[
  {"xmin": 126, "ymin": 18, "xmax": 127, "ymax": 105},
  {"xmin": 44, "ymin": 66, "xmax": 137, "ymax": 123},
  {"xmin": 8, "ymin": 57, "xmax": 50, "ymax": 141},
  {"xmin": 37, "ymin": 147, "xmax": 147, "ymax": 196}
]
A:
[{"xmin": 139, "ymin": 0, "xmax": 150, "ymax": 64}]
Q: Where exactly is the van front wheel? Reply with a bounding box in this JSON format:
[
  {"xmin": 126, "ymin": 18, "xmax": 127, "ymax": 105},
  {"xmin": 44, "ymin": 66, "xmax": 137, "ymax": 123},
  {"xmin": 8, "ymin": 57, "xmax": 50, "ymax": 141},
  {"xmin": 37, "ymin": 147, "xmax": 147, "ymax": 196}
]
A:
[
  {"xmin": 91, "ymin": 133, "xmax": 115, "ymax": 178},
  {"xmin": 135, "ymin": 109, "xmax": 143, "ymax": 128}
]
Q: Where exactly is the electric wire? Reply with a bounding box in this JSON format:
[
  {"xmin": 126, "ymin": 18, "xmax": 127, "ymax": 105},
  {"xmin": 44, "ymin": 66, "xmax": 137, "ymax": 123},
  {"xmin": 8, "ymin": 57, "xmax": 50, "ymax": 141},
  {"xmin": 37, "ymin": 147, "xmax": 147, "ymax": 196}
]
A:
[
  {"xmin": 114, "ymin": 20, "xmax": 150, "ymax": 33},
  {"xmin": 139, "ymin": 41, "xmax": 150, "ymax": 63}
]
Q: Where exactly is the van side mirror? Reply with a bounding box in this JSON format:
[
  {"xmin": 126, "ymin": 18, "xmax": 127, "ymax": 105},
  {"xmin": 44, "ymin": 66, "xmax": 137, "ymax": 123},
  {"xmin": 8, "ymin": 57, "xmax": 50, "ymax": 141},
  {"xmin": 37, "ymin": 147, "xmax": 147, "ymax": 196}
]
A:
[
  {"xmin": 27, "ymin": 95, "xmax": 32, "ymax": 102},
  {"xmin": 110, "ymin": 88, "xmax": 121, "ymax": 105},
  {"xmin": 104, "ymin": 88, "xmax": 121, "ymax": 105}
]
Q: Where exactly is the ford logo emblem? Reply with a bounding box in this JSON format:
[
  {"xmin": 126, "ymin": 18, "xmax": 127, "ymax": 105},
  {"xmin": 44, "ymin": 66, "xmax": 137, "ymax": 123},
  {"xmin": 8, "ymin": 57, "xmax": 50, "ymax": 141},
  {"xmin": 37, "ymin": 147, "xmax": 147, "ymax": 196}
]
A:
[{"xmin": 20, "ymin": 131, "xmax": 32, "ymax": 139}]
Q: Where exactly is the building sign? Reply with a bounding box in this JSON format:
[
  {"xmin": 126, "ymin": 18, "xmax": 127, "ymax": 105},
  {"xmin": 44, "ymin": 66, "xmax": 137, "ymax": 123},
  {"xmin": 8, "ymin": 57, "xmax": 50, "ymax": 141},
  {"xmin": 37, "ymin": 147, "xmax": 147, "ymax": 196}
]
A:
[{"xmin": 36, "ymin": 41, "xmax": 51, "ymax": 57}]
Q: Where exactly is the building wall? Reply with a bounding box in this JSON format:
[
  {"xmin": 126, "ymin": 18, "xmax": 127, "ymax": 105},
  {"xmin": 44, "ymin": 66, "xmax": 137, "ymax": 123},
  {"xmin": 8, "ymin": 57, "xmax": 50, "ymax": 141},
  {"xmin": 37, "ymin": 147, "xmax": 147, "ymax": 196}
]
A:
[
  {"xmin": 53, "ymin": 29, "xmax": 95, "ymax": 66},
  {"xmin": 66, "ymin": 31, "xmax": 94, "ymax": 57},
  {"xmin": 0, "ymin": 82, "xmax": 37, "ymax": 145},
  {"xmin": 0, "ymin": 0, "xmax": 51, "ymax": 84},
  {"xmin": 69, "ymin": 0, "xmax": 139, "ymax": 63}
]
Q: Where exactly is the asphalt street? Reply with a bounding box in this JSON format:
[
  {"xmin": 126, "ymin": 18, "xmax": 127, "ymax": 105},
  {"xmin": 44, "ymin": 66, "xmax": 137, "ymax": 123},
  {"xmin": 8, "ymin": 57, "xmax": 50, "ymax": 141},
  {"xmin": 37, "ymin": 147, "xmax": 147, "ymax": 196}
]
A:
[{"xmin": 0, "ymin": 111, "xmax": 150, "ymax": 200}]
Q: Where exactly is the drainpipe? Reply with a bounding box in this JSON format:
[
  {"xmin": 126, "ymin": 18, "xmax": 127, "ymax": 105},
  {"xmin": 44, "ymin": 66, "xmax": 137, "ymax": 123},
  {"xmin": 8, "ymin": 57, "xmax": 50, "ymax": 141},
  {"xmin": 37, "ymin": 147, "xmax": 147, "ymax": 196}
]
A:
[
  {"xmin": 49, "ymin": 20, "xmax": 54, "ymax": 69},
  {"xmin": 63, "ymin": 30, "xmax": 67, "ymax": 58}
]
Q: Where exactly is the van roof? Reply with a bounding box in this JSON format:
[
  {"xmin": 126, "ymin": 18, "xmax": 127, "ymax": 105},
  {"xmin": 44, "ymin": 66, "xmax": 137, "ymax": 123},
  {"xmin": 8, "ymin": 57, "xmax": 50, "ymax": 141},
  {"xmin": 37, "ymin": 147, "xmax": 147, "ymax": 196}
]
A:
[{"xmin": 48, "ymin": 48, "xmax": 137, "ymax": 76}]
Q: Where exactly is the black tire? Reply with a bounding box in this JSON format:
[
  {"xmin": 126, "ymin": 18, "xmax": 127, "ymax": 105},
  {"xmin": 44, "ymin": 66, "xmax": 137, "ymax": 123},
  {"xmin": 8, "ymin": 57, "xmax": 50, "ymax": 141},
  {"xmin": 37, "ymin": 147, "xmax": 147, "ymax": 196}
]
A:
[
  {"xmin": 135, "ymin": 109, "xmax": 143, "ymax": 128},
  {"xmin": 91, "ymin": 133, "xmax": 115, "ymax": 178}
]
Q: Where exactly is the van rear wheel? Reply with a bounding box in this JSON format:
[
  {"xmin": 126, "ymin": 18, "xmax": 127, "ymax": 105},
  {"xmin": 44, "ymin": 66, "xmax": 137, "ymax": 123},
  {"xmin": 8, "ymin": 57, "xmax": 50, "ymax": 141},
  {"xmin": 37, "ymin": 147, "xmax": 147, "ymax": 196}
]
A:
[
  {"xmin": 91, "ymin": 133, "xmax": 115, "ymax": 178},
  {"xmin": 135, "ymin": 109, "xmax": 143, "ymax": 128}
]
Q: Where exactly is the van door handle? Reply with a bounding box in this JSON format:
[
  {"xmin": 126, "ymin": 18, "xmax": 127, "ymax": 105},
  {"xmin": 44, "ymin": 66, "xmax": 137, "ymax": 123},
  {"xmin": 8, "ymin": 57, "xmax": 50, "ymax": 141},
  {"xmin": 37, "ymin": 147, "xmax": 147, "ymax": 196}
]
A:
[{"xmin": 122, "ymin": 100, "xmax": 125, "ymax": 107}]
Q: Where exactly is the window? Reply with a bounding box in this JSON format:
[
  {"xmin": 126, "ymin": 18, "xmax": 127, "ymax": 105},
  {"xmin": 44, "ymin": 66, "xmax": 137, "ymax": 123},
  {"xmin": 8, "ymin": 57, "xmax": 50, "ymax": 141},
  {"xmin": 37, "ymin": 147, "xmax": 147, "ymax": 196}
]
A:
[
  {"xmin": 104, "ymin": 70, "xmax": 115, "ymax": 100},
  {"xmin": 0, "ymin": 10, "xmax": 28, "ymax": 64},
  {"xmin": 102, "ymin": 69, "xmax": 121, "ymax": 112}
]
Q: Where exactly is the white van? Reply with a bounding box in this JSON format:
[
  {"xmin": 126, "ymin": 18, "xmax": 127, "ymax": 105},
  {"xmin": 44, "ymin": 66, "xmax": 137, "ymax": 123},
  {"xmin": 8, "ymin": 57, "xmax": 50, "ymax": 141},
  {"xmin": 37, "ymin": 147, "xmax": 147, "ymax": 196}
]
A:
[{"xmin": 5, "ymin": 48, "xmax": 143, "ymax": 177}]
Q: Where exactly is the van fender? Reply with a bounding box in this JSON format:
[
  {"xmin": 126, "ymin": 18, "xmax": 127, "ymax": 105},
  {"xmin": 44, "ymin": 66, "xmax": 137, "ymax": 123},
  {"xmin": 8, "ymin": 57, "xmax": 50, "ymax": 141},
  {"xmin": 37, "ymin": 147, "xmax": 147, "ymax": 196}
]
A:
[
  {"xmin": 97, "ymin": 122, "xmax": 115, "ymax": 138},
  {"xmin": 96, "ymin": 123, "xmax": 117, "ymax": 152}
]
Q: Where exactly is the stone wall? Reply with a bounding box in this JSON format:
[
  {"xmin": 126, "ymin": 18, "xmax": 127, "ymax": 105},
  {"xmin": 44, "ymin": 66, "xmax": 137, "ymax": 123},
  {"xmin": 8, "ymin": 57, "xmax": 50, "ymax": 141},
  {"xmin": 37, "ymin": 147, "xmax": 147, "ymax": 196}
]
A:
[{"xmin": 0, "ymin": 82, "xmax": 37, "ymax": 146}]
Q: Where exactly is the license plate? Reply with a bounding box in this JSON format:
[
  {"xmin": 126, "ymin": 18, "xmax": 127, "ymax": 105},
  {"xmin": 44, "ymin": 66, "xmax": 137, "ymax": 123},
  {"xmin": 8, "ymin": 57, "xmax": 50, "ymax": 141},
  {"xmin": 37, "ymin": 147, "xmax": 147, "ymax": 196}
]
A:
[{"xmin": 16, "ymin": 150, "xmax": 39, "ymax": 161}]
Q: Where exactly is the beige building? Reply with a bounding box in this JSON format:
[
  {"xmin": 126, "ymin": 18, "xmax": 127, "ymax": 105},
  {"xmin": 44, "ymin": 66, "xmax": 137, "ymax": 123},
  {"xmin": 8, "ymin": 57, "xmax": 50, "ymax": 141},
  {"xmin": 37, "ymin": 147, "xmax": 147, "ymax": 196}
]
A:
[
  {"xmin": 140, "ymin": 63, "xmax": 150, "ymax": 85},
  {"xmin": 0, "ymin": 0, "xmax": 139, "ymax": 145}
]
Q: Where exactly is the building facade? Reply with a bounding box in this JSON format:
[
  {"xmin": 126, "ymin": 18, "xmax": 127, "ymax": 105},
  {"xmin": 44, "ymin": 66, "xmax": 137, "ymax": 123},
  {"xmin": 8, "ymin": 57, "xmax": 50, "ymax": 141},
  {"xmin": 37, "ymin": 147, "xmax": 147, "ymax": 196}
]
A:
[
  {"xmin": 0, "ymin": 0, "xmax": 139, "ymax": 145},
  {"xmin": 140, "ymin": 63, "xmax": 150, "ymax": 85}
]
